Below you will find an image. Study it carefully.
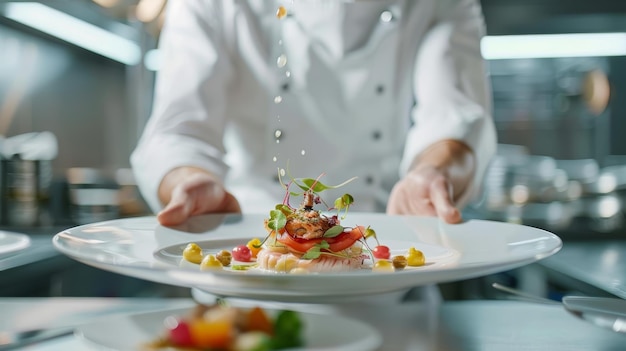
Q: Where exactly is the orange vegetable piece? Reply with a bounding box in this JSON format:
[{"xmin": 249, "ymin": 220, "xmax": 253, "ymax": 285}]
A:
[
  {"xmin": 245, "ymin": 307, "xmax": 274, "ymax": 335},
  {"xmin": 189, "ymin": 319, "xmax": 233, "ymax": 349},
  {"xmin": 247, "ymin": 238, "xmax": 262, "ymax": 258}
]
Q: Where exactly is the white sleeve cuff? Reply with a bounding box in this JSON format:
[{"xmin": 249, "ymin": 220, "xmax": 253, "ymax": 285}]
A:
[{"xmin": 130, "ymin": 134, "xmax": 228, "ymax": 213}]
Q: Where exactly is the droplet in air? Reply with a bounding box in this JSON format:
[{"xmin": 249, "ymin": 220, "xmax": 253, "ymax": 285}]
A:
[
  {"xmin": 285, "ymin": 71, "xmax": 291, "ymax": 78},
  {"xmin": 274, "ymin": 95, "xmax": 283, "ymax": 104},
  {"xmin": 278, "ymin": 39, "xmax": 283, "ymax": 46},
  {"xmin": 276, "ymin": 54, "xmax": 287, "ymax": 68},
  {"xmin": 301, "ymin": 149, "xmax": 306, "ymax": 156},
  {"xmin": 272, "ymin": 156, "xmax": 277, "ymax": 162},
  {"xmin": 274, "ymin": 130, "xmax": 282, "ymax": 138},
  {"xmin": 276, "ymin": 6, "xmax": 287, "ymax": 19},
  {"xmin": 279, "ymin": 168, "xmax": 286, "ymax": 177},
  {"xmin": 276, "ymin": 139, "xmax": 280, "ymax": 144}
]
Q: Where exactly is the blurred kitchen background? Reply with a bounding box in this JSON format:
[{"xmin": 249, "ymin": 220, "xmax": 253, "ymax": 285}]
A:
[{"xmin": 1, "ymin": 0, "xmax": 626, "ymax": 298}]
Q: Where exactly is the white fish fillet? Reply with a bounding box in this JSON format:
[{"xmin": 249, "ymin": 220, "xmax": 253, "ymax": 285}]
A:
[{"xmin": 256, "ymin": 248, "xmax": 366, "ymax": 273}]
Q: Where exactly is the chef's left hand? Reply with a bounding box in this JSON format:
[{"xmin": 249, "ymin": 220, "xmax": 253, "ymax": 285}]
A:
[{"xmin": 386, "ymin": 166, "xmax": 461, "ymax": 224}]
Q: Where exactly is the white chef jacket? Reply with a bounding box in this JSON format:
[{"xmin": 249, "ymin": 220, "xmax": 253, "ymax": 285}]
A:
[{"xmin": 131, "ymin": 0, "xmax": 497, "ymax": 214}]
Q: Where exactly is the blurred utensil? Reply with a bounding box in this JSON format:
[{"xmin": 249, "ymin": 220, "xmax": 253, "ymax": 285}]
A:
[
  {"xmin": 493, "ymin": 283, "xmax": 626, "ymax": 333},
  {"xmin": 0, "ymin": 327, "xmax": 74, "ymax": 350}
]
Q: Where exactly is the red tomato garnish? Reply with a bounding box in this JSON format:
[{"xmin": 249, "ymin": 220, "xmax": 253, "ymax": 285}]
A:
[
  {"xmin": 167, "ymin": 319, "xmax": 194, "ymax": 347},
  {"xmin": 232, "ymin": 245, "xmax": 252, "ymax": 262},
  {"xmin": 373, "ymin": 245, "xmax": 390, "ymax": 259},
  {"xmin": 277, "ymin": 226, "xmax": 364, "ymax": 253}
]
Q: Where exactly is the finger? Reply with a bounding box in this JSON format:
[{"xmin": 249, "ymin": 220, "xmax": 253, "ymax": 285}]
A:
[
  {"xmin": 157, "ymin": 188, "xmax": 193, "ymax": 226},
  {"xmin": 430, "ymin": 179, "xmax": 462, "ymax": 224},
  {"xmin": 221, "ymin": 192, "xmax": 242, "ymax": 213}
]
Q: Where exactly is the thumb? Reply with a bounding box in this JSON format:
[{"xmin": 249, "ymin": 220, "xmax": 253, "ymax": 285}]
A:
[{"xmin": 157, "ymin": 186, "xmax": 195, "ymax": 226}]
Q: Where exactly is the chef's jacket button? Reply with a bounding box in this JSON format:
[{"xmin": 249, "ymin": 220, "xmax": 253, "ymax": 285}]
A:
[
  {"xmin": 372, "ymin": 130, "xmax": 382, "ymax": 140},
  {"xmin": 376, "ymin": 85, "xmax": 385, "ymax": 95},
  {"xmin": 281, "ymin": 82, "xmax": 290, "ymax": 92},
  {"xmin": 380, "ymin": 10, "xmax": 394, "ymax": 23},
  {"xmin": 365, "ymin": 175, "xmax": 374, "ymax": 185}
]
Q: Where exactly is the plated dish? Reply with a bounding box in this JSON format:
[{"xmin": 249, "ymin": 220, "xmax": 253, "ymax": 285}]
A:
[
  {"xmin": 75, "ymin": 306, "xmax": 382, "ymax": 351},
  {"xmin": 53, "ymin": 210, "xmax": 562, "ymax": 302},
  {"xmin": 0, "ymin": 231, "xmax": 30, "ymax": 256}
]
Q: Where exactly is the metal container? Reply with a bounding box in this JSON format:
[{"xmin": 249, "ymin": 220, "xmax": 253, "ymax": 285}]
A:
[
  {"xmin": 66, "ymin": 168, "xmax": 120, "ymax": 225},
  {"xmin": 1, "ymin": 158, "xmax": 52, "ymax": 227}
]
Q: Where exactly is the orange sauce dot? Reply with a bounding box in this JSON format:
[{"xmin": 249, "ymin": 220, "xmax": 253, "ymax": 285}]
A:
[{"xmin": 276, "ymin": 6, "xmax": 287, "ymax": 19}]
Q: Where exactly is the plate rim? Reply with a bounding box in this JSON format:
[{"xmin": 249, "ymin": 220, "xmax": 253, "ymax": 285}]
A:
[
  {"xmin": 52, "ymin": 214, "xmax": 563, "ymax": 299},
  {"xmin": 0, "ymin": 230, "xmax": 31, "ymax": 255}
]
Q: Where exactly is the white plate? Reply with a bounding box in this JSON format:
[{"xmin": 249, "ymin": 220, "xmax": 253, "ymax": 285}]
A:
[
  {"xmin": 53, "ymin": 213, "xmax": 562, "ymax": 302},
  {"xmin": 0, "ymin": 231, "xmax": 30, "ymax": 256},
  {"xmin": 75, "ymin": 307, "xmax": 382, "ymax": 351}
]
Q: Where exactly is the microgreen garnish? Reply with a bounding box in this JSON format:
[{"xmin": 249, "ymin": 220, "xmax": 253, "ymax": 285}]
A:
[
  {"xmin": 364, "ymin": 227, "xmax": 376, "ymax": 239},
  {"xmin": 323, "ymin": 225, "xmax": 344, "ymax": 238},
  {"xmin": 334, "ymin": 193, "xmax": 354, "ymax": 219},
  {"xmin": 297, "ymin": 177, "xmax": 357, "ymax": 193},
  {"xmin": 275, "ymin": 204, "xmax": 293, "ymax": 216},
  {"xmin": 268, "ymin": 209, "xmax": 287, "ymax": 231},
  {"xmin": 301, "ymin": 241, "xmax": 330, "ymax": 260}
]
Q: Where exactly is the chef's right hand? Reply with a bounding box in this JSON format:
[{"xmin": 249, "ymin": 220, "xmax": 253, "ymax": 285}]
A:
[{"xmin": 157, "ymin": 166, "xmax": 241, "ymax": 226}]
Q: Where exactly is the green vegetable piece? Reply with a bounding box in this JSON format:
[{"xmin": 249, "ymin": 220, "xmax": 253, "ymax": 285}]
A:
[
  {"xmin": 323, "ymin": 225, "xmax": 344, "ymax": 238},
  {"xmin": 301, "ymin": 241, "xmax": 329, "ymax": 260},
  {"xmin": 268, "ymin": 209, "xmax": 287, "ymax": 231},
  {"xmin": 270, "ymin": 310, "xmax": 304, "ymax": 349}
]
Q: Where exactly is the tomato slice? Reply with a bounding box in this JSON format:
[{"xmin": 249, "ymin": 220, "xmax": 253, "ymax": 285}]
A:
[{"xmin": 277, "ymin": 226, "xmax": 365, "ymax": 253}]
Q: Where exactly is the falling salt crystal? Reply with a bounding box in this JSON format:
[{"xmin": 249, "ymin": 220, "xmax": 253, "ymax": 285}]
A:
[
  {"xmin": 276, "ymin": 54, "xmax": 287, "ymax": 68},
  {"xmin": 301, "ymin": 149, "xmax": 306, "ymax": 156},
  {"xmin": 279, "ymin": 168, "xmax": 286, "ymax": 177},
  {"xmin": 285, "ymin": 71, "xmax": 291, "ymax": 78},
  {"xmin": 274, "ymin": 130, "xmax": 282, "ymax": 138},
  {"xmin": 278, "ymin": 39, "xmax": 283, "ymax": 46},
  {"xmin": 276, "ymin": 139, "xmax": 280, "ymax": 144},
  {"xmin": 273, "ymin": 156, "xmax": 277, "ymax": 162},
  {"xmin": 274, "ymin": 95, "xmax": 283, "ymax": 104}
]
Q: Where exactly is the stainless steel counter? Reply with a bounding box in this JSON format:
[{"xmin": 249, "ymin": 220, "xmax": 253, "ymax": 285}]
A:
[{"xmin": 539, "ymin": 240, "xmax": 626, "ymax": 299}]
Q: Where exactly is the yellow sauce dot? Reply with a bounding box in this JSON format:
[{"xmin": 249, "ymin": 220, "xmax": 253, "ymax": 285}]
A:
[
  {"xmin": 183, "ymin": 242, "xmax": 203, "ymax": 264},
  {"xmin": 407, "ymin": 247, "xmax": 425, "ymax": 267},
  {"xmin": 200, "ymin": 254, "xmax": 224, "ymax": 270},
  {"xmin": 373, "ymin": 260, "xmax": 394, "ymax": 272},
  {"xmin": 276, "ymin": 6, "xmax": 287, "ymax": 19}
]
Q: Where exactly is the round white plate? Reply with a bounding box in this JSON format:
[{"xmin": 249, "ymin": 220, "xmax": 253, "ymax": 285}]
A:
[
  {"xmin": 75, "ymin": 307, "xmax": 382, "ymax": 351},
  {"xmin": 0, "ymin": 231, "xmax": 30, "ymax": 256},
  {"xmin": 53, "ymin": 213, "xmax": 562, "ymax": 302}
]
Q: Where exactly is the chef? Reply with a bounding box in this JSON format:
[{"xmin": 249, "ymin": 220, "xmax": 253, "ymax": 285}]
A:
[{"xmin": 131, "ymin": 0, "xmax": 496, "ymax": 226}]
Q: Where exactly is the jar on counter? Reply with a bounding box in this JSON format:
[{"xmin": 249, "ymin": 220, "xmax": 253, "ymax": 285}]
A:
[
  {"xmin": 1, "ymin": 158, "xmax": 53, "ymax": 227},
  {"xmin": 66, "ymin": 168, "xmax": 120, "ymax": 225}
]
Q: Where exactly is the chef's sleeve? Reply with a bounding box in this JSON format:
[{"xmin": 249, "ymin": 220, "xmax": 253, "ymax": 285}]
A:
[
  {"xmin": 131, "ymin": 0, "xmax": 233, "ymax": 212},
  {"xmin": 399, "ymin": 0, "xmax": 497, "ymax": 207}
]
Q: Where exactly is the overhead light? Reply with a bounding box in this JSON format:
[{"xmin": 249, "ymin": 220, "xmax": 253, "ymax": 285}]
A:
[
  {"xmin": 481, "ymin": 32, "xmax": 626, "ymax": 60},
  {"xmin": 3, "ymin": 2, "xmax": 141, "ymax": 65}
]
